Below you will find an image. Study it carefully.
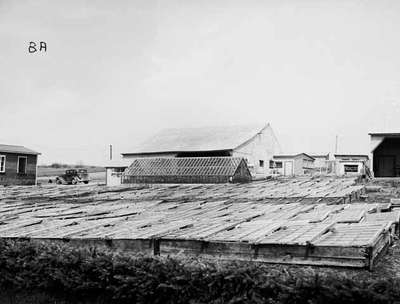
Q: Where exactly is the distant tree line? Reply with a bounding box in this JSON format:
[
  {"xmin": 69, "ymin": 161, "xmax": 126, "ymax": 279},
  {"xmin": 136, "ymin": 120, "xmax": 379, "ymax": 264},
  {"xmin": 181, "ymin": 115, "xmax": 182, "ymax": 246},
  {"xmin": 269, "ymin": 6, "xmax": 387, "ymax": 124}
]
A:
[{"xmin": 40, "ymin": 163, "xmax": 100, "ymax": 169}]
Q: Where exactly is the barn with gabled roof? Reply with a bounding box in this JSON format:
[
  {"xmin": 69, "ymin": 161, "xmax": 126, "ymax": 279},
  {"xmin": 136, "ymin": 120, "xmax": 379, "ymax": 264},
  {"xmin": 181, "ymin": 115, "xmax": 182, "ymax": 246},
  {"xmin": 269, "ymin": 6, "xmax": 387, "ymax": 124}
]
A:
[{"xmin": 122, "ymin": 123, "xmax": 281, "ymax": 179}]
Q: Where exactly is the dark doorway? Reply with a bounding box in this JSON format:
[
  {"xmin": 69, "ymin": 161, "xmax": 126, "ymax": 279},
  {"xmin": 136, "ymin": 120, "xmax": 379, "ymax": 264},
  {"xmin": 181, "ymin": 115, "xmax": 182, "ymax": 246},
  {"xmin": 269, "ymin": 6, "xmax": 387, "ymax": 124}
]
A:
[
  {"xmin": 373, "ymin": 138, "xmax": 400, "ymax": 177},
  {"xmin": 376, "ymin": 156, "xmax": 395, "ymax": 177},
  {"xmin": 17, "ymin": 157, "xmax": 27, "ymax": 174}
]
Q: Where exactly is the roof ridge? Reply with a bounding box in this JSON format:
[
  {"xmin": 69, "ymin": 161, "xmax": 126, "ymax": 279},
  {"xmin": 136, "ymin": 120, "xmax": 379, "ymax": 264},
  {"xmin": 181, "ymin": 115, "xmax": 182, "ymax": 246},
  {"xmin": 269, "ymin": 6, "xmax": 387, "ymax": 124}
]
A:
[
  {"xmin": 0, "ymin": 143, "xmax": 26, "ymax": 147},
  {"xmin": 233, "ymin": 124, "xmax": 270, "ymax": 150}
]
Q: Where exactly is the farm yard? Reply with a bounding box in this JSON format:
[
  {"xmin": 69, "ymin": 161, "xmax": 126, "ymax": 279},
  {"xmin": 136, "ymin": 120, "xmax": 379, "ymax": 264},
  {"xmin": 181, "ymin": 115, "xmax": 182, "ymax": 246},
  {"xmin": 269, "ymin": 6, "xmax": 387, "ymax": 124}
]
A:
[
  {"xmin": 6, "ymin": 0, "xmax": 400, "ymax": 301},
  {"xmin": 1, "ymin": 176, "xmax": 400, "ymax": 302},
  {"xmin": 0, "ymin": 176, "xmax": 398, "ymax": 269}
]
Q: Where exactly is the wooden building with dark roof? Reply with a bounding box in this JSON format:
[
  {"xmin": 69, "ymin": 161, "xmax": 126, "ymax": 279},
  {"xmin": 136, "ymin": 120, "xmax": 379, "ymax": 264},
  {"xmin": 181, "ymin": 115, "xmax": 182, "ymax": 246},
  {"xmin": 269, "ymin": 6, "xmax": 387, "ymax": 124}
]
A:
[{"xmin": 0, "ymin": 144, "xmax": 41, "ymax": 186}]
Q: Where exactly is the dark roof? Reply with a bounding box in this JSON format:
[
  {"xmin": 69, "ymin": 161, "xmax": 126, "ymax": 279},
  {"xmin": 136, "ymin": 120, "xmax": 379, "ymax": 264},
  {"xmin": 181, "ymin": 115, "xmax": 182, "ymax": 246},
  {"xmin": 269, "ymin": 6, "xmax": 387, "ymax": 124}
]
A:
[
  {"xmin": 0, "ymin": 144, "xmax": 40, "ymax": 155},
  {"xmin": 368, "ymin": 132, "xmax": 400, "ymax": 136},
  {"xmin": 307, "ymin": 152, "xmax": 330, "ymax": 158},
  {"xmin": 104, "ymin": 159, "xmax": 131, "ymax": 168},
  {"xmin": 274, "ymin": 153, "xmax": 315, "ymax": 160},
  {"xmin": 334, "ymin": 154, "xmax": 369, "ymax": 159},
  {"xmin": 122, "ymin": 124, "xmax": 269, "ymax": 155},
  {"xmin": 124, "ymin": 157, "xmax": 248, "ymax": 177}
]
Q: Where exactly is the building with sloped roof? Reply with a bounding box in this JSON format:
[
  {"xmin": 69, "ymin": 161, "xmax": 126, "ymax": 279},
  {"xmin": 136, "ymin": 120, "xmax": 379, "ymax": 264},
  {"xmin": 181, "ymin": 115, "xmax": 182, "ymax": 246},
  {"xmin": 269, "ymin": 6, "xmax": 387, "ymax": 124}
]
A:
[
  {"xmin": 334, "ymin": 154, "xmax": 369, "ymax": 176},
  {"xmin": 122, "ymin": 157, "xmax": 252, "ymax": 184},
  {"xmin": 104, "ymin": 159, "xmax": 131, "ymax": 186},
  {"xmin": 272, "ymin": 153, "xmax": 315, "ymax": 176},
  {"xmin": 308, "ymin": 153, "xmax": 332, "ymax": 175},
  {"xmin": 369, "ymin": 132, "xmax": 400, "ymax": 177},
  {"xmin": 122, "ymin": 123, "xmax": 281, "ymax": 178},
  {"xmin": 0, "ymin": 144, "xmax": 41, "ymax": 185}
]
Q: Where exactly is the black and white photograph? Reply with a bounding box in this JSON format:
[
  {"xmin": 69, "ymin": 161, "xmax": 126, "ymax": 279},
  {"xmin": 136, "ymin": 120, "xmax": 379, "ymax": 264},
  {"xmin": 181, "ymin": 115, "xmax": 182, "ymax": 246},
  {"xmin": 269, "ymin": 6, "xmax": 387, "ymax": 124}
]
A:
[{"xmin": 1, "ymin": 0, "xmax": 400, "ymax": 303}]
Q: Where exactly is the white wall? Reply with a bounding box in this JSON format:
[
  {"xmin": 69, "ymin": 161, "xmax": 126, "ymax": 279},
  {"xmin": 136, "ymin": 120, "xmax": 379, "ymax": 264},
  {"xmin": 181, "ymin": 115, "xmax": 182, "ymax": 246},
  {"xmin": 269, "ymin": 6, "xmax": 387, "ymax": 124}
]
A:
[
  {"xmin": 272, "ymin": 155, "xmax": 314, "ymax": 176},
  {"xmin": 232, "ymin": 125, "xmax": 281, "ymax": 176},
  {"xmin": 106, "ymin": 167, "xmax": 126, "ymax": 186},
  {"xmin": 273, "ymin": 160, "xmax": 294, "ymax": 176},
  {"xmin": 336, "ymin": 161, "xmax": 364, "ymax": 175},
  {"xmin": 313, "ymin": 156, "xmax": 328, "ymax": 168}
]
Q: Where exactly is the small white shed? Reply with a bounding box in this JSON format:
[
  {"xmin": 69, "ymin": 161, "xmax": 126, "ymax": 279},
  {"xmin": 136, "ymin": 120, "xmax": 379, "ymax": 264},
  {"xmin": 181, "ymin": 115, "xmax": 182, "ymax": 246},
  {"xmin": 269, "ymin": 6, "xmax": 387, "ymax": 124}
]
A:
[
  {"xmin": 333, "ymin": 154, "xmax": 369, "ymax": 176},
  {"xmin": 272, "ymin": 153, "xmax": 315, "ymax": 176},
  {"xmin": 105, "ymin": 159, "xmax": 130, "ymax": 186}
]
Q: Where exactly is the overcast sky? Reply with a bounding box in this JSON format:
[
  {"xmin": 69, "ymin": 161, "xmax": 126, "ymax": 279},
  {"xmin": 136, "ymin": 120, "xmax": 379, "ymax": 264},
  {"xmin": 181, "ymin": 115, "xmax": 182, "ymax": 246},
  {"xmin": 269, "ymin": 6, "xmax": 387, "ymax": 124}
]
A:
[{"xmin": 1, "ymin": 0, "xmax": 400, "ymax": 165}]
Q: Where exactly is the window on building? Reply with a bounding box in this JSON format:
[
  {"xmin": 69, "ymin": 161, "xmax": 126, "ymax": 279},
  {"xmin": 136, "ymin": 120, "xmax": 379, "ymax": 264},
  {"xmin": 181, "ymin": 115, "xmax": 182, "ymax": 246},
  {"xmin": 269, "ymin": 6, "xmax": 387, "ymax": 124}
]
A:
[
  {"xmin": 344, "ymin": 164, "xmax": 358, "ymax": 173},
  {"xmin": 269, "ymin": 160, "xmax": 274, "ymax": 169},
  {"xmin": 275, "ymin": 161, "xmax": 282, "ymax": 168},
  {"xmin": 259, "ymin": 160, "xmax": 265, "ymax": 168},
  {"xmin": 0, "ymin": 155, "xmax": 5, "ymax": 173},
  {"xmin": 17, "ymin": 156, "xmax": 27, "ymax": 174}
]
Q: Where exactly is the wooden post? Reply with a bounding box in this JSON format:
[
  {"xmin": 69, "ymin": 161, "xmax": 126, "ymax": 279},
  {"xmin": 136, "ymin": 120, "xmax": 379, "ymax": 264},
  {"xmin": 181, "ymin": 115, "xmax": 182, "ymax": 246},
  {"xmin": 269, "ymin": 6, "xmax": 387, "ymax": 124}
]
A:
[{"xmin": 335, "ymin": 135, "xmax": 338, "ymax": 154}]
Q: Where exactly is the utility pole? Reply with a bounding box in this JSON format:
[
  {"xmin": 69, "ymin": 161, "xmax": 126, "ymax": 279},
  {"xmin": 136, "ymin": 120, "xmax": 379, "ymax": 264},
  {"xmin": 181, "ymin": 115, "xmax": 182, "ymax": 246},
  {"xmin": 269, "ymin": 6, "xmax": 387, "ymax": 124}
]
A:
[
  {"xmin": 109, "ymin": 144, "xmax": 113, "ymax": 160},
  {"xmin": 335, "ymin": 135, "xmax": 338, "ymax": 154}
]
